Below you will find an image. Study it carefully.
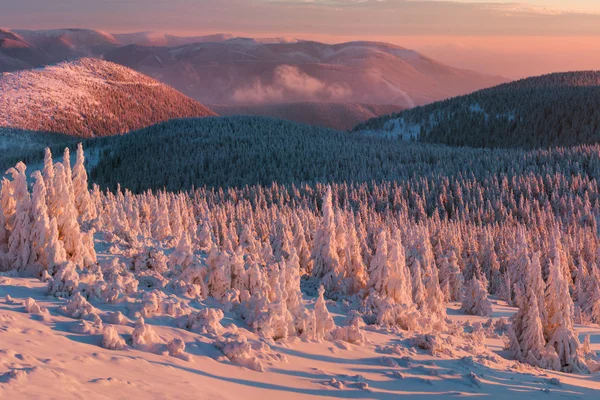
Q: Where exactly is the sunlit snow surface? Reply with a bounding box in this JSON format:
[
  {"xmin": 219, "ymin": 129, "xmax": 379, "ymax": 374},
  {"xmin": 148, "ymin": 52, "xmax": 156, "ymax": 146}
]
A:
[{"xmin": 1, "ymin": 241, "xmax": 598, "ymax": 400}]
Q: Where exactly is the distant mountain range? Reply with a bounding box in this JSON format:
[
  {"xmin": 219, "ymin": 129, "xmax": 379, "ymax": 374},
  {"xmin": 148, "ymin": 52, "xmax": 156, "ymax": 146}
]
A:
[
  {"xmin": 0, "ymin": 28, "xmax": 119, "ymax": 70},
  {"xmin": 0, "ymin": 29, "xmax": 49, "ymax": 71},
  {"xmin": 103, "ymin": 39, "xmax": 506, "ymax": 108},
  {"xmin": 0, "ymin": 58, "xmax": 215, "ymax": 137},
  {"xmin": 354, "ymin": 71, "xmax": 600, "ymax": 148},
  {"xmin": 0, "ymin": 28, "xmax": 507, "ymax": 112}
]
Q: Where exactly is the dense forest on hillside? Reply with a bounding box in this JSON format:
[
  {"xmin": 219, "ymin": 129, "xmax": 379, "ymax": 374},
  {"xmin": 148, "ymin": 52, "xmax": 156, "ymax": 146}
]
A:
[
  {"xmin": 354, "ymin": 71, "xmax": 600, "ymax": 149},
  {"xmin": 0, "ymin": 127, "xmax": 77, "ymax": 168},
  {"xmin": 82, "ymin": 116, "xmax": 600, "ymax": 194},
  {"xmin": 87, "ymin": 116, "xmax": 383, "ymax": 191}
]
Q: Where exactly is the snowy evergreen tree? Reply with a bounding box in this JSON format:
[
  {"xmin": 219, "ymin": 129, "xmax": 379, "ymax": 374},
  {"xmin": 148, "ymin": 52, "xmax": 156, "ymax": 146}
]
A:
[
  {"xmin": 461, "ymin": 276, "xmax": 492, "ymax": 317},
  {"xmin": 206, "ymin": 245, "xmax": 231, "ymax": 300},
  {"xmin": 230, "ymin": 247, "xmax": 246, "ymax": 293},
  {"xmin": 406, "ymin": 226, "xmax": 446, "ymax": 319},
  {"xmin": 169, "ymin": 196, "xmax": 184, "ymax": 241},
  {"xmin": 42, "ymin": 148, "xmax": 56, "ymax": 206},
  {"xmin": 368, "ymin": 230, "xmax": 390, "ymax": 298},
  {"xmin": 439, "ymin": 250, "xmax": 463, "ymax": 302},
  {"xmin": 292, "ymin": 212, "xmax": 312, "ymax": 275},
  {"xmin": 0, "ymin": 142, "xmax": 599, "ymax": 375},
  {"xmin": 29, "ymin": 171, "xmax": 55, "ymax": 275},
  {"xmin": 51, "ymin": 163, "xmax": 94, "ymax": 267},
  {"xmin": 196, "ymin": 221, "xmax": 214, "ymax": 252},
  {"xmin": 6, "ymin": 163, "xmax": 32, "ymax": 272},
  {"xmin": 311, "ymin": 187, "xmax": 342, "ymax": 291},
  {"xmin": 72, "ymin": 143, "xmax": 96, "ymax": 223},
  {"xmin": 169, "ymin": 232, "xmax": 195, "ymax": 269},
  {"xmin": 63, "ymin": 147, "xmax": 74, "ymax": 195},
  {"xmin": 46, "ymin": 217, "xmax": 67, "ymax": 274},
  {"xmin": 544, "ymin": 234, "xmax": 588, "ymax": 372},
  {"xmin": 387, "ymin": 229, "xmax": 413, "ymax": 305},
  {"xmin": 314, "ymin": 286, "xmax": 335, "ymax": 341},
  {"xmin": 284, "ymin": 249, "xmax": 305, "ymax": 327},
  {"xmin": 510, "ymin": 289, "xmax": 560, "ymax": 370},
  {"xmin": 152, "ymin": 194, "xmax": 172, "ymax": 241}
]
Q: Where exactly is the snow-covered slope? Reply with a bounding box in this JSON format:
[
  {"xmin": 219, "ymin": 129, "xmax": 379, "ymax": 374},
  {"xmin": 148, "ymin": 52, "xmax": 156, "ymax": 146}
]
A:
[
  {"xmin": 211, "ymin": 102, "xmax": 405, "ymax": 131},
  {"xmin": 0, "ymin": 58, "xmax": 216, "ymax": 137},
  {"xmin": 2, "ymin": 275, "xmax": 599, "ymax": 399}
]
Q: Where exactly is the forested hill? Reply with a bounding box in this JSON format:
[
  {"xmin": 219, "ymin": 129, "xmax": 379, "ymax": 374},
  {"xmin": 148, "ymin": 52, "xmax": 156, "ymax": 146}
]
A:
[
  {"xmin": 0, "ymin": 58, "xmax": 216, "ymax": 137},
  {"xmin": 353, "ymin": 71, "xmax": 600, "ymax": 149},
  {"xmin": 79, "ymin": 115, "xmax": 600, "ymax": 194}
]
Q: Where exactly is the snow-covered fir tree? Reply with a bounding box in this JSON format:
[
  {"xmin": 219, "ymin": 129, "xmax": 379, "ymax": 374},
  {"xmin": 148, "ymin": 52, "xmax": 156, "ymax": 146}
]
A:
[
  {"xmin": 311, "ymin": 187, "xmax": 342, "ymax": 292},
  {"xmin": 461, "ymin": 276, "xmax": 492, "ymax": 317}
]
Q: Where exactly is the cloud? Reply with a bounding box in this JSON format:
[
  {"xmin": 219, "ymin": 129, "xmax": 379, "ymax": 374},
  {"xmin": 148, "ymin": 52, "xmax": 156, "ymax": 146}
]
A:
[{"xmin": 232, "ymin": 65, "xmax": 352, "ymax": 103}]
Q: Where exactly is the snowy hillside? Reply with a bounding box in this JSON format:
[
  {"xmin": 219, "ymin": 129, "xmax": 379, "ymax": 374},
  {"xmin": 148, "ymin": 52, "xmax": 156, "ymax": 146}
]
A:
[
  {"xmin": 354, "ymin": 71, "xmax": 600, "ymax": 148},
  {"xmin": 2, "ymin": 275, "xmax": 599, "ymax": 399},
  {"xmin": 0, "ymin": 58, "xmax": 216, "ymax": 137}
]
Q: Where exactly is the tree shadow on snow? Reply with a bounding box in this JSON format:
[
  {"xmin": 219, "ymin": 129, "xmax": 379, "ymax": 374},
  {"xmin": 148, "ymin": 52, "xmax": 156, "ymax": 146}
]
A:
[{"xmin": 145, "ymin": 359, "xmax": 461, "ymax": 399}]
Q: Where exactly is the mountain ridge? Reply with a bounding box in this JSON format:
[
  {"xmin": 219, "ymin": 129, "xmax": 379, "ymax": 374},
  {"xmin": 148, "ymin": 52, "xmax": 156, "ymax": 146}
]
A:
[{"xmin": 104, "ymin": 39, "xmax": 506, "ymax": 107}]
